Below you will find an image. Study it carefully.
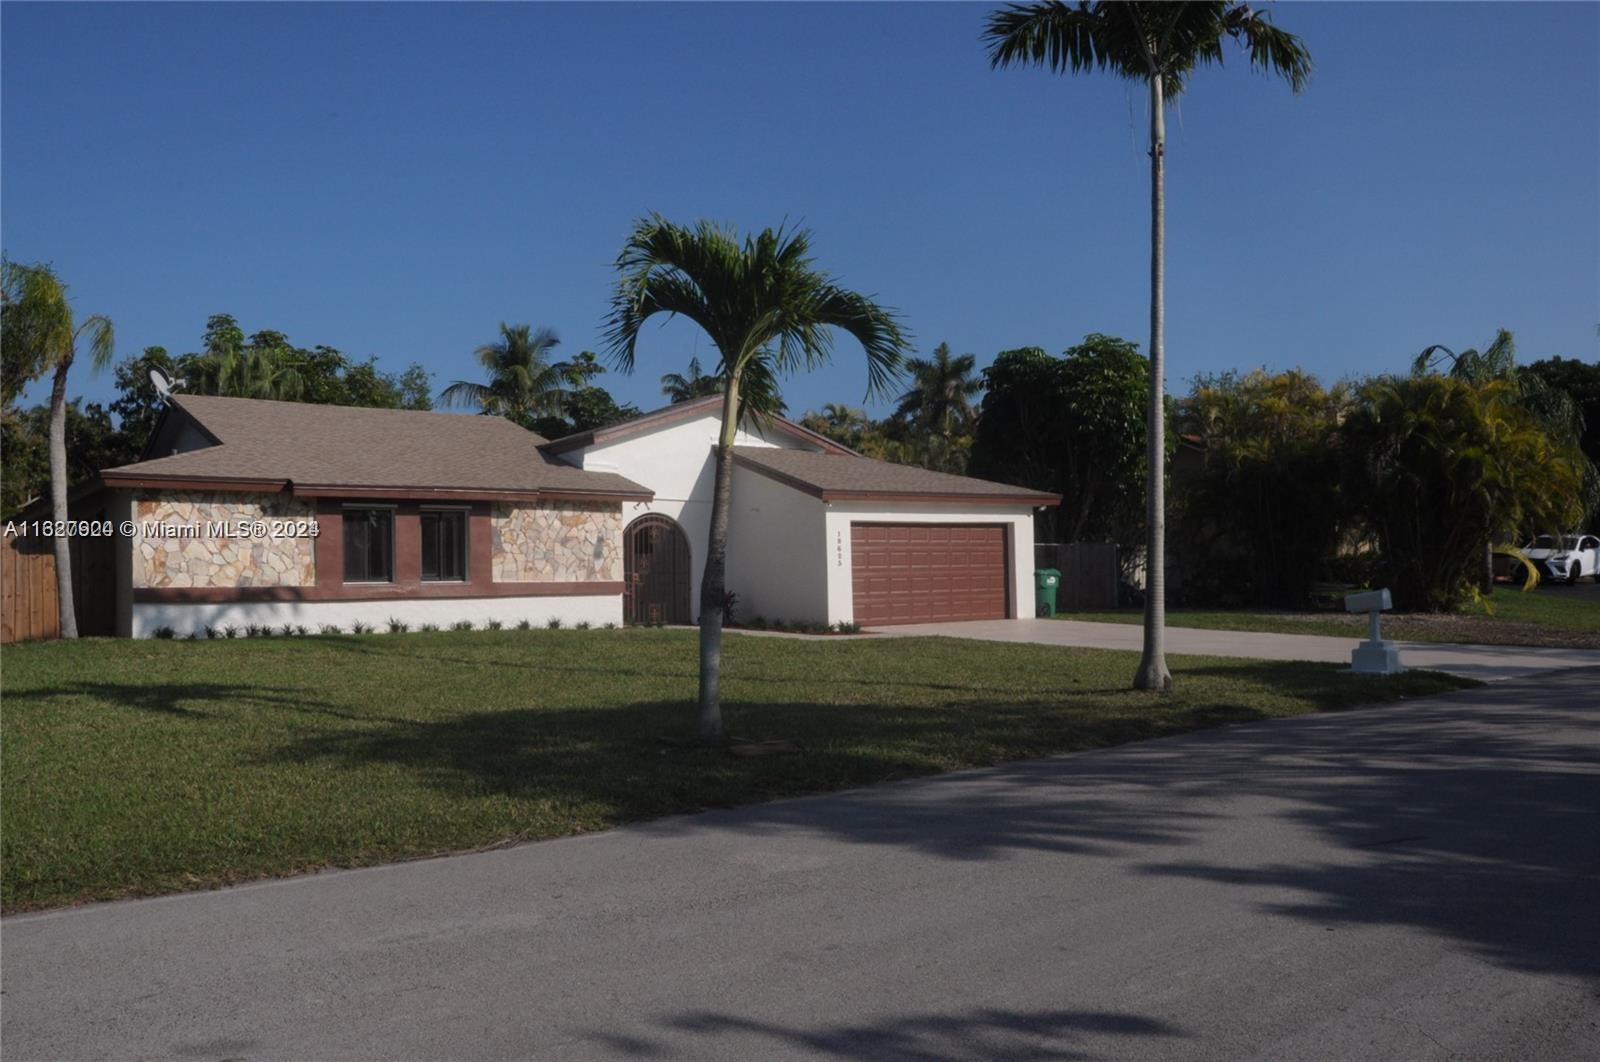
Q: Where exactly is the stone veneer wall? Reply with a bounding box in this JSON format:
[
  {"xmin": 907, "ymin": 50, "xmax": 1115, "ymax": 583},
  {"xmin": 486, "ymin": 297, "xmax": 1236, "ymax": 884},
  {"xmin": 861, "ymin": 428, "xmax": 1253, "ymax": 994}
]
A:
[
  {"xmin": 134, "ymin": 492, "xmax": 316, "ymax": 589},
  {"xmin": 492, "ymin": 501, "xmax": 621, "ymax": 582}
]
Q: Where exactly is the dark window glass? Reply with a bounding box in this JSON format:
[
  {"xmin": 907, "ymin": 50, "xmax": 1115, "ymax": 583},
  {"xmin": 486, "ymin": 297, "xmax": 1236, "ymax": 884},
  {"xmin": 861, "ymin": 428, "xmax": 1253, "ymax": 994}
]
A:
[
  {"xmin": 343, "ymin": 508, "xmax": 394, "ymax": 583},
  {"xmin": 421, "ymin": 510, "xmax": 467, "ymax": 582}
]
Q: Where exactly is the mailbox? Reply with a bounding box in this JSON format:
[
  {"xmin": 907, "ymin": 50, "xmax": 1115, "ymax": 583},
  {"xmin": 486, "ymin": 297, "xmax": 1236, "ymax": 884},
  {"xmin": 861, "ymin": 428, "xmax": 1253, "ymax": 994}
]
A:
[
  {"xmin": 1344, "ymin": 587, "xmax": 1403, "ymax": 675},
  {"xmin": 1344, "ymin": 588, "xmax": 1392, "ymax": 613}
]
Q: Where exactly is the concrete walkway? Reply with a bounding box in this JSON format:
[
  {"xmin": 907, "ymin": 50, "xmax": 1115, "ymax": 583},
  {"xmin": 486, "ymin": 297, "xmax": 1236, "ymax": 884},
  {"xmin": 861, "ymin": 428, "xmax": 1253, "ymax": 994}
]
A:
[
  {"xmin": 4, "ymin": 670, "xmax": 1596, "ymax": 1060},
  {"xmin": 867, "ymin": 618, "xmax": 1600, "ymax": 682}
]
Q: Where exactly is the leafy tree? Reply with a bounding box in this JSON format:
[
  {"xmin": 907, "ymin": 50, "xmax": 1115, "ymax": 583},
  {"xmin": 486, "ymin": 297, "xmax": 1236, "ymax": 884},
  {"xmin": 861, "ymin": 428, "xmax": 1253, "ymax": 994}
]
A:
[
  {"xmin": 970, "ymin": 335, "xmax": 1152, "ymax": 549},
  {"xmin": 1525, "ymin": 355, "xmax": 1600, "ymax": 521},
  {"xmin": 606, "ymin": 215, "xmax": 909, "ymax": 744},
  {"xmin": 441, "ymin": 323, "xmax": 569, "ymax": 429},
  {"xmin": 986, "ymin": 1, "xmax": 1312, "ymax": 691},
  {"xmin": 1173, "ymin": 370, "xmax": 1353, "ymax": 607},
  {"xmin": 1342, "ymin": 375, "xmax": 1585, "ymax": 610},
  {"xmin": 0, "ymin": 260, "xmax": 114, "ymax": 638}
]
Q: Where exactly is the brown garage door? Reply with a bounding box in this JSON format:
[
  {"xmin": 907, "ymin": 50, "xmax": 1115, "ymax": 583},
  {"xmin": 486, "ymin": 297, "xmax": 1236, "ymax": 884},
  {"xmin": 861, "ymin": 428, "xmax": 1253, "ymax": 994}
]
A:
[{"xmin": 851, "ymin": 523, "xmax": 1009, "ymax": 625}]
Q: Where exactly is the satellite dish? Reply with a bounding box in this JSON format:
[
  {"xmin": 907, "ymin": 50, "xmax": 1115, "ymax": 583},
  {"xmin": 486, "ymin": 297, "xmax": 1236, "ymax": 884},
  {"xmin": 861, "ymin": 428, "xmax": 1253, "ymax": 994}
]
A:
[{"xmin": 149, "ymin": 369, "xmax": 186, "ymax": 403}]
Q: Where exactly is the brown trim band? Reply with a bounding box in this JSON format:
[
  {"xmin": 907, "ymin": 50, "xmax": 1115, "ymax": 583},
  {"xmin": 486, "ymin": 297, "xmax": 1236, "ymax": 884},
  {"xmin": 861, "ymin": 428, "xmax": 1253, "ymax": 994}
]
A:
[
  {"xmin": 102, "ymin": 474, "xmax": 290, "ymax": 493},
  {"xmin": 101, "ymin": 476, "xmax": 651, "ymax": 504},
  {"xmin": 135, "ymin": 581, "xmax": 626, "ymax": 605},
  {"xmin": 822, "ymin": 490, "xmax": 1062, "ymax": 506}
]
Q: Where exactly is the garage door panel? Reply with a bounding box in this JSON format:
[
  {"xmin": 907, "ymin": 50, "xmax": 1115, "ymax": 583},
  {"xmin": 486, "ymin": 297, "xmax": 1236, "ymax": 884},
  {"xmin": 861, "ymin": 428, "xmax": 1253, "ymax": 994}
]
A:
[{"xmin": 851, "ymin": 523, "xmax": 1009, "ymax": 625}]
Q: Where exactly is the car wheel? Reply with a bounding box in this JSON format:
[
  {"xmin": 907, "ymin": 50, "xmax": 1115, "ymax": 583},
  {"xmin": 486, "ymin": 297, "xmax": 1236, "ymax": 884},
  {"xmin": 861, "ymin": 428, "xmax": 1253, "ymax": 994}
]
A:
[{"xmin": 1567, "ymin": 564, "xmax": 1579, "ymax": 586}]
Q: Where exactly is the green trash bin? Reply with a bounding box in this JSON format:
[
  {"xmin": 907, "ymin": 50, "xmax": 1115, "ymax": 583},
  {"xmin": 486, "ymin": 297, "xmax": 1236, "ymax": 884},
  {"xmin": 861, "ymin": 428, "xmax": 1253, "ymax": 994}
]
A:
[{"xmin": 1035, "ymin": 569, "xmax": 1061, "ymax": 617}]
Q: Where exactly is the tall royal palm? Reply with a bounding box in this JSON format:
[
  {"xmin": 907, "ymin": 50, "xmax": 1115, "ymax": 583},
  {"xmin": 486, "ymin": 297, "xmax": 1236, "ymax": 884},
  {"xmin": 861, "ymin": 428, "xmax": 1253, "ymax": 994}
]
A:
[
  {"xmin": 894, "ymin": 342, "xmax": 983, "ymax": 439},
  {"xmin": 441, "ymin": 323, "xmax": 570, "ymax": 429},
  {"xmin": 1, "ymin": 260, "xmax": 114, "ymax": 638},
  {"xmin": 985, "ymin": 2, "xmax": 1311, "ymax": 691},
  {"xmin": 607, "ymin": 215, "xmax": 909, "ymax": 743}
]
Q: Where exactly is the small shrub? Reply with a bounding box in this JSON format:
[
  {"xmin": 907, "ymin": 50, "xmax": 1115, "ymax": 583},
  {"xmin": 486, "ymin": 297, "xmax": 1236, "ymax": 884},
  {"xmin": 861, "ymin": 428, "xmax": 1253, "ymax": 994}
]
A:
[
  {"xmin": 279, "ymin": 624, "xmax": 296, "ymax": 637},
  {"xmin": 204, "ymin": 625, "xmax": 219, "ymax": 640},
  {"xmin": 350, "ymin": 621, "xmax": 374, "ymax": 634},
  {"xmin": 318, "ymin": 624, "xmax": 342, "ymax": 636},
  {"xmin": 244, "ymin": 625, "xmax": 265, "ymax": 638},
  {"xmin": 223, "ymin": 625, "xmax": 239, "ymax": 639},
  {"xmin": 833, "ymin": 620, "xmax": 862, "ymax": 634},
  {"xmin": 485, "ymin": 618, "xmax": 504, "ymax": 631},
  {"xmin": 187, "ymin": 630, "xmax": 201, "ymax": 641},
  {"xmin": 575, "ymin": 620, "xmax": 591, "ymax": 630},
  {"xmin": 770, "ymin": 618, "xmax": 788, "ymax": 632},
  {"xmin": 420, "ymin": 623, "xmax": 439, "ymax": 632},
  {"xmin": 603, "ymin": 621, "xmax": 618, "ymax": 630},
  {"xmin": 452, "ymin": 619, "xmax": 474, "ymax": 632},
  {"xmin": 718, "ymin": 589, "xmax": 740, "ymax": 623},
  {"xmin": 546, "ymin": 617, "xmax": 563, "ymax": 630},
  {"xmin": 295, "ymin": 625, "xmax": 309, "ymax": 636},
  {"xmin": 748, "ymin": 616, "xmax": 768, "ymax": 630},
  {"xmin": 515, "ymin": 618, "xmax": 532, "ymax": 631},
  {"xmin": 387, "ymin": 618, "xmax": 409, "ymax": 634},
  {"xmin": 153, "ymin": 626, "xmax": 176, "ymax": 640}
]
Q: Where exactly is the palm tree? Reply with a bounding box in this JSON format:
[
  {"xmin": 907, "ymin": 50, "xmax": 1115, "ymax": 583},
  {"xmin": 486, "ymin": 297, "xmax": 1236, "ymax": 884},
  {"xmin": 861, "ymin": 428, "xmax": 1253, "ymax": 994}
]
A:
[
  {"xmin": 661, "ymin": 354, "xmax": 788, "ymax": 417},
  {"xmin": 660, "ymin": 356, "xmax": 722, "ymax": 403},
  {"xmin": 441, "ymin": 323, "xmax": 568, "ymax": 429},
  {"xmin": 1, "ymin": 260, "xmax": 114, "ymax": 638},
  {"xmin": 985, "ymin": 2, "xmax": 1311, "ymax": 692},
  {"xmin": 893, "ymin": 342, "xmax": 982, "ymax": 439},
  {"xmin": 606, "ymin": 215, "xmax": 909, "ymax": 743}
]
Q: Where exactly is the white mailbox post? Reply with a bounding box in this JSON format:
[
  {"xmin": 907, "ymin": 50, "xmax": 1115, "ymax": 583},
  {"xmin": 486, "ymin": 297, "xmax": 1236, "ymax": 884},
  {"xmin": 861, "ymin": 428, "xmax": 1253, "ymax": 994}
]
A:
[{"xmin": 1345, "ymin": 588, "xmax": 1404, "ymax": 675}]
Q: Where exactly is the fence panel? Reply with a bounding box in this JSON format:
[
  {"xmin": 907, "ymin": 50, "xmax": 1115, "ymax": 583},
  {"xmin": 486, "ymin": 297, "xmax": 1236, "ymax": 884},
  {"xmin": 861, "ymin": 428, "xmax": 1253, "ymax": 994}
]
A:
[
  {"xmin": 2, "ymin": 534, "xmax": 61, "ymax": 643},
  {"xmin": 1033, "ymin": 542, "xmax": 1119, "ymax": 611}
]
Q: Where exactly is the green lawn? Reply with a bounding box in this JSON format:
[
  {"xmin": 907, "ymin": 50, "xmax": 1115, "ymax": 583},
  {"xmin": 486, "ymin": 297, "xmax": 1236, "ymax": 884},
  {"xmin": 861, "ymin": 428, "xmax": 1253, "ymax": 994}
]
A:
[
  {"xmin": 2, "ymin": 629, "xmax": 1473, "ymax": 911},
  {"xmin": 1057, "ymin": 588, "xmax": 1600, "ymax": 649}
]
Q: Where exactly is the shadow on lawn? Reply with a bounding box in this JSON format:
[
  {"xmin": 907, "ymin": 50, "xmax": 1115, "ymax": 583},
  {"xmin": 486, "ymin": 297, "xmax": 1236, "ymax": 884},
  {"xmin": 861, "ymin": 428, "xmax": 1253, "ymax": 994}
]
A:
[
  {"xmin": 3, "ymin": 681, "xmax": 341, "ymax": 721},
  {"xmin": 580, "ymin": 1005, "xmax": 1184, "ymax": 1060},
  {"xmin": 264, "ymin": 664, "xmax": 1598, "ymax": 984}
]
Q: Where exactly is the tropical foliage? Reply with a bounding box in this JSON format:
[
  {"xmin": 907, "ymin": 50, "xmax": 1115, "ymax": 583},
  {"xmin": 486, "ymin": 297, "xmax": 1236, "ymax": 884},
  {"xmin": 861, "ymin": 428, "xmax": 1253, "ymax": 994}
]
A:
[
  {"xmin": 1342, "ymin": 375, "xmax": 1585, "ymax": 611},
  {"xmin": 1173, "ymin": 370, "xmax": 1354, "ymax": 607},
  {"xmin": 441, "ymin": 323, "xmax": 569, "ymax": 428},
  {"xmin": 606, "ymin": 215, "xmax": 909, "ymax": 743}
]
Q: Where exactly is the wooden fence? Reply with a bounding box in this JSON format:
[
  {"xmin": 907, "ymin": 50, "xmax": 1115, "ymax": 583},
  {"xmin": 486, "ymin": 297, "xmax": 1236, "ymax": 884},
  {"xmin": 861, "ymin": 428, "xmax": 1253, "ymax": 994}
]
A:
[
  {"xmin": 1034, "ymin": 542, "xmax": 1120, "ymax": 612},
  {"xmin": 2, "ymin": 530, "xmax": 117, "ymax": 643}
]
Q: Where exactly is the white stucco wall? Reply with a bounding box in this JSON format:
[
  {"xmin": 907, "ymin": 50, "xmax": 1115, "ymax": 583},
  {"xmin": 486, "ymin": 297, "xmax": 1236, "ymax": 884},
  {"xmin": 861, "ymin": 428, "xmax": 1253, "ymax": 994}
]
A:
[
  {"xmin": 131, "ymin": 593, "xmax": 621, "ymax": 638},
  {"xmin": 565, "ymin": 411, "xmax": 812, "ymax": 622},
  {"xmin": 821, "ymin": 503, "xmax": 1040, "ymax": 625},
  {"xmin": 725, "ymin": 465, "xmax": 829, "ymax": 625}
]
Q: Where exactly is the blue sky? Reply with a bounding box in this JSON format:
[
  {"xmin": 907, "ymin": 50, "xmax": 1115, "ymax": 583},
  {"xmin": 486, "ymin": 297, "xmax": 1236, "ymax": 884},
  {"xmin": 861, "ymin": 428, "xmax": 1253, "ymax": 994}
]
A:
[{"xmin": 4, "ymin": 2, "xmax": 1596, "ymax": 421}]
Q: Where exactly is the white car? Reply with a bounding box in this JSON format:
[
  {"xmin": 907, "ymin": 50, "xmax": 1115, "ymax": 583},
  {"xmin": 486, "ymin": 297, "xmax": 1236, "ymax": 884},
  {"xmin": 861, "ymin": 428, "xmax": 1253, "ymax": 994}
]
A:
[{"xmin": 1524, "ymin": 533, "xmax": 1600, "ymax": 584}]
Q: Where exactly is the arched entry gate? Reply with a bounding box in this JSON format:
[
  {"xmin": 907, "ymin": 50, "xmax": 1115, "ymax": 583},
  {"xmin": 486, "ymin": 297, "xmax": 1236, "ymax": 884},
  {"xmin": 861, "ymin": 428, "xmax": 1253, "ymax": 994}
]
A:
[{"xmin": 623, "ymin": 514, "xmax": 692, "ymax": 625}]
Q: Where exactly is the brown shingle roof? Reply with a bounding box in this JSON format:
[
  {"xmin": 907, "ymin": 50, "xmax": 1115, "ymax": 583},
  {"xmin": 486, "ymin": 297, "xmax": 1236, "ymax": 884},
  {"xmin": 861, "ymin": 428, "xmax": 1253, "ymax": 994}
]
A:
[
  {"xmin": 731, "ymin": 447, "xmax": 1060, "ymax": 505},
  {"xmin": 101, "ymin": 395, "xmax": 651, "ymax": 499}
]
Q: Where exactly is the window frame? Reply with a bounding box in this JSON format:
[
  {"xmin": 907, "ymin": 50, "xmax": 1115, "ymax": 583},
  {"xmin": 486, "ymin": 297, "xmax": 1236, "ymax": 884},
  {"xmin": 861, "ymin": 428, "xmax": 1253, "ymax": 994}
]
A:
[
  {"xmin": 342, "ymin": 504, "xmax": 397, "ymax": 585},
  {"xmin": 419, "ymin": 505, "xmax": 470, "ymax": 583}
]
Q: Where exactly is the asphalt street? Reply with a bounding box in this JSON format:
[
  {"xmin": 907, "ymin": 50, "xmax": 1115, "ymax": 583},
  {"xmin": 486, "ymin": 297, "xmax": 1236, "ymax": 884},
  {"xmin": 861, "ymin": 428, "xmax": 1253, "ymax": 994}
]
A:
[{"xmin": 4, "ymin": 669, "xmax": 1597, "ymax": 1060}]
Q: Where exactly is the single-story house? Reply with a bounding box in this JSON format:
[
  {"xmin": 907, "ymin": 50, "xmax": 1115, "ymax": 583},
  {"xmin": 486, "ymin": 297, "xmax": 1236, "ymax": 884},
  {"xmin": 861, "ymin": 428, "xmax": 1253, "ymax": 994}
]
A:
[{"xmin": 93, "ymin": 394, "xmax": 1058, "ymax": 637}]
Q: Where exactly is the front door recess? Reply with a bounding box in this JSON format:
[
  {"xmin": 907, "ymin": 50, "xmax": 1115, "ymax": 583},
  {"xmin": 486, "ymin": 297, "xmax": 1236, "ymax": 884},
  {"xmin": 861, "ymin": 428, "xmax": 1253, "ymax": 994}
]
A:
[{"xmin": 624, "ymin": 514, "xmax": 692, "ymax": 625}]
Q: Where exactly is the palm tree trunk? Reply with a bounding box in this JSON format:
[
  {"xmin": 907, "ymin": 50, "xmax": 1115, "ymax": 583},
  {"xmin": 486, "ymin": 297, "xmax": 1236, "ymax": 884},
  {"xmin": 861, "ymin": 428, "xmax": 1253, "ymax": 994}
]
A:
[
  {"xmin": 48, "ymin": 357, "xmax": 80, "ymax": 639},
  {"xmin": 1135, "ymin": 71, "xmax": 1173, "ymax": 692},
  {"xmin": 695, "ymin": 372, "xmax": 743, "ymax": 744},
  {"xmin": 1482, "ymin": 539, "xmax": 1494, "ymax": 594}
]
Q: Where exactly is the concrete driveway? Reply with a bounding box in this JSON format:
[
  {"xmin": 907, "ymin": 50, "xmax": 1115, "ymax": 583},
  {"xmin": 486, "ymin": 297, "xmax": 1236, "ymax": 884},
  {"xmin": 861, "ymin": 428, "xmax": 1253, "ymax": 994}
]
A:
[
  {"xmin": 4, "ymin": 670, "xmax": 1597, "ymax": 1060},
  {"xmin": 867, "ymin": 618, "xmax": 1600, "ymax": 682}
]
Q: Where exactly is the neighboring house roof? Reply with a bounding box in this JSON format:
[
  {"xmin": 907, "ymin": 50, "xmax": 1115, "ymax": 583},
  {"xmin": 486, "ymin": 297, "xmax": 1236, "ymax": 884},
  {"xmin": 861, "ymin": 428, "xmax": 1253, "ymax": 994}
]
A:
[
  {"xmin": 100, "ymin": 395, "xmax": 652, "ymax": 501},
  {"xmin": 731, "ymin": 447, "xmax": 1061, "ymax": 506},
  {"xmin": 540, "ymin": 394, "xmax": 859, "ymax": 457}
]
